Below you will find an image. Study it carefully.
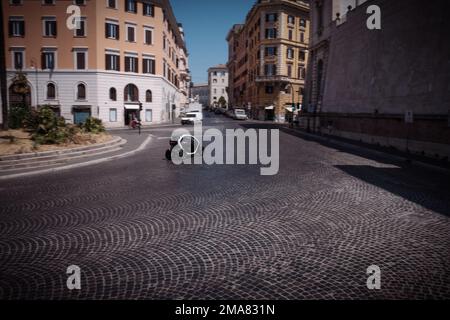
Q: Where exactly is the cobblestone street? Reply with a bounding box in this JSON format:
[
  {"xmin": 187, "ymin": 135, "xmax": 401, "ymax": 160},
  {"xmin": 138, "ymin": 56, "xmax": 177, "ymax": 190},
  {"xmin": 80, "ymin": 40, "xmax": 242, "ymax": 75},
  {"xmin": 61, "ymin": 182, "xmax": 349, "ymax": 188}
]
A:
[{"xmin": 0, "ymin": 114, "xmax": 449, "ymax": 300}]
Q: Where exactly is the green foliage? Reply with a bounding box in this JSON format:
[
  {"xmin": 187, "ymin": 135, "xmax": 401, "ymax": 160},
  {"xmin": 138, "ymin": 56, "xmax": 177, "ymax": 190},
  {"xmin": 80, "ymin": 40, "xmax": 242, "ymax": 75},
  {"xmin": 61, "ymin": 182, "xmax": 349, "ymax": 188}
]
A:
[
  {"xmin": 23, "ymin": 105, "xmax": 73, "ymax": 145},
  {"xmin": 8, "ymin": 104, "xmax": 31, "ymax": 129},
  {"xmin": 82, "ymin": 117, "xmax": 105, "ymax": 134},
  {"xmin": 218, "ymin": 96, "xmax": 227, "ymax": 108}
]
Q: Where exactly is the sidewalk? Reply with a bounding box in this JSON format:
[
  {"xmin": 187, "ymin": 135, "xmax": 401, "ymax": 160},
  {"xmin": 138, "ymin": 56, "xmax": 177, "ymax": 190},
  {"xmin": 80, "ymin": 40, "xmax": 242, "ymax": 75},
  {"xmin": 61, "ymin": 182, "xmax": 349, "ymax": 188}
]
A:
[{"xmin": 278, "ymin": 123, "xmax": 450, "ymax": 174}]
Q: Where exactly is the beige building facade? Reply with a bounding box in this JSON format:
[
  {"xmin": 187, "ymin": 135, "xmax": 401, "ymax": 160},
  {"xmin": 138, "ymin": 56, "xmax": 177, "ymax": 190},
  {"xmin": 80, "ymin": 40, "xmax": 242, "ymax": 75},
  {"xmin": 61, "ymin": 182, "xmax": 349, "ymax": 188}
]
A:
[
  {"xmin": 227, "ymin": 0, "xmax": 310, "ymax": 122},
  {"xmin": 207, "ymin": 64, "xmax": 228, "ymax": 108},
  {"xmin": 191, "ymin": 83, "xmax": 208, "ymax": 107},
  {"xmin": 3, "ymin": 0, "xmax": 190, "ymax": 127}
]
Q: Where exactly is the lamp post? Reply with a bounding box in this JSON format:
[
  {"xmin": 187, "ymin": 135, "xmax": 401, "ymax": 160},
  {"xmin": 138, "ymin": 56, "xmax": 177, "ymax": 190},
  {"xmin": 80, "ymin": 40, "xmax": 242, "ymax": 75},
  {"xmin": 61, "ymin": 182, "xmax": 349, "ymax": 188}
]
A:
[{"xmin": 30, "ymin": 59, "xmax": 38, "ymax": 108}]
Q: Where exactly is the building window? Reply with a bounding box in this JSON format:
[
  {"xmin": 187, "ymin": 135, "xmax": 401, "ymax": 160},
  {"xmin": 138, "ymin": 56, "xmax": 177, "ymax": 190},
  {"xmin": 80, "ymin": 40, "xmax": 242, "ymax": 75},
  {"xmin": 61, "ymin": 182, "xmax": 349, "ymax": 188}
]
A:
[
  {"xmin": 42, "ymin": 0, "xmax": 55, "ymax": 5},
  {"xmin": 125, "ymin": 0, "xmax": 137, "ymax": 13},
  {"xmin": 77, "ymin": 83, "xmax": 86, "ymax": 100},
  {"xmin": 10, "ymin": 0, "xmax": 23, "ymax": 5},
  {"xmin": 144, "ymin": 28, "xmax": 153, "ymax": 45},
  {"xmin": 299, "ymin": 50, "xmax": 306, "ymax": 61},
  {"xmin": 145, "ymin": 90, "xmax": 152, "ymax": 102},
  {"xmin": 105, "ymin": 21, "xmax": 119, "ymax": 39},
  {"xmin": 287, "ymin": 64, "xmax": 292, "ymax": 78},
  {"xmin": 109, "ymin": 88, "xmax": 117, "ymax": 101},
  {"xmin": 105, "ymin": 53, "xmax": 120, "ymax": 71},
  {"xmin": 145, "ymin": 109, "xmax": 152, "ymax": 122},
  {"xmin": 74, "ymin": 0, "xmax": 85, "ymax": 5},
  {"xmin": 107, "ymin": 0, "xmax": 116, "ymax": 9},
  {"xmin": 124, "ymin": 84, "xmax": 139, "ymax": 102},
  {"xmin": 266, "ymin": 13, "xmax": 278, "ymax": 22},
  {"xmin": 265, "ymin": 86, "xmax": 274, "ymax": 94},
  {"xmin": 265, "ymin": 47, "xmax": 277, "ymax": 56},
  {"xmin": 288, "ymin": 29, "xmax": 293, "ymax": 41},
  {"xmin": 46, "ymin": 83, "xmax": 56, "ymax": 100},
  {"xmin": 264, "ymin": 64, "xmax": 276, "ymax": 76},
  {"xmin": 300, "ymin": 19, "xmax": 306, "ymax": 28},
  {"xmin": 43, "ymin": 18, "xmax": 57, "ymax": 37},
  {"xmin": 298, "ymin": 66, "xmax": 306, "ymax": 79},
  {"xmin": 300, "ymin": 32, "xmax": 305, "ymax": 43},
  {"xmin": 125, "ymin": 56, "xmax": 138, "ymax": 73},
  {"xmin": 109, "ymin": 108, "xmax": 117, "ymax": 122},
  {"xmin": 75, "ymin": 51, "xmax": 87, "ymax": 70},
  {"xmin": 9, "ymin": 17, "xmax": 25, "ymax": 37},
  {"xmin": 265, "ymin": 28, "xmax": 277, "ymax": 39},
  {"xmin": 287, "ymin": 48, "xmax": 294, "ymax": 59},
  {"xmin": 41, "ymin": 51, "xmax": 55, "ymax": 70},
  {"xmin": 126, "ymin": 25, "xmax": 136, "ymax": 42},
  {"xmin": 74, "ymin": 18, "xmax": 86, "ymax": 37},
  {"xmin": 143, "ymin": 2, "xmax": 154, "ymax": 17},
  {"xmin": 143, "ymin": 58, "xmax": 155, "ymax": 74},
  {"xmin": 288, "ymin": 15, "xmax": 295, "ymax": 25},
  {"xmin": 13, "ymin": 51, "xmax": 24, "ymax": 70}
]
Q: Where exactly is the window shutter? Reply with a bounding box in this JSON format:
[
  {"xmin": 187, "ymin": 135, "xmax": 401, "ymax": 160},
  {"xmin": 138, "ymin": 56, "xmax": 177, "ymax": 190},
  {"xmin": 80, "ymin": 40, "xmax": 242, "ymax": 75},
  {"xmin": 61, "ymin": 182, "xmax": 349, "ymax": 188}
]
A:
[
  {"xmin": 41, "ymin": 53, "xmax": 46, "ymax": 69},
  {"xmin": 54, "ymin": 21, "xmax": 57, "ymax": 36},
  {"xmin": 151, "ymin": 60, "xmax": 155, "ymax": 74},
  {"xmin": 8, "ymin": 21, "xmax": 13, "ymax": 36},
  {"xmin": 20, "ymin": 21, "xmax": 25, "ymax": 36},
  {"xmin": 116, "ymin": 25, "xmax": 120, "ymax": 40},
  {"xmin": 117, "ymin": 56, "xmax": 120, "ymax": 71},
  {"xmin": 105, "ymin": 55, "xmax": 110, "ymax": 70},
  {"xmin": 105, "ymin": 23, "xmax": 109, "ymax": 38}
]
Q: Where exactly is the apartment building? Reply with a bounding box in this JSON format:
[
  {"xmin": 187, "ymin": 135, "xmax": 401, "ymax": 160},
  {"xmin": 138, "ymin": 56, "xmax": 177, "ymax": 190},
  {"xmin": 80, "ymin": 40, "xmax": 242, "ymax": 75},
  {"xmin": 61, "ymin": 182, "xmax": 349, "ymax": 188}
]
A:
[
  {"xmin": 207, "ymin": 64, "xmax": 228, "ymax": 108},
  {"xmin": 305, "ymin": 0, "xmax": 450, "ymax": 158},
  {"xmin": 191, "ymin": 83, "xmax": 209, "ymax": 107},
  {"xmin": 3, "ymin": 0, "xmax": 190, "ymax": 128},
  {"xmin": 227, "ymin": 0, "xmax": 310, "ymax": 122}
]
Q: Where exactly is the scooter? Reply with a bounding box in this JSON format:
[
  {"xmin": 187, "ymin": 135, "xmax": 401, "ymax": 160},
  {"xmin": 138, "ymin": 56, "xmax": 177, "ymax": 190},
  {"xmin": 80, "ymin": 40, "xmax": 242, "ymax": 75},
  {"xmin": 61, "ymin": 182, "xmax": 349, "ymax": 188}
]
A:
[{"xmin": 165, "ymin": 134, "xmax": 203, "ymax": 161}]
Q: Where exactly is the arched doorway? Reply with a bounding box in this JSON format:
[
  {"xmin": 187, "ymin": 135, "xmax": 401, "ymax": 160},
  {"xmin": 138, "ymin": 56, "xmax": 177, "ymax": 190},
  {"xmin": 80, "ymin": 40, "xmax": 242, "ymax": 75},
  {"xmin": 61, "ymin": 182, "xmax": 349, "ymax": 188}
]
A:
[
  {"xmin": 124, "ymin": 84, "xmax": 139, "ymax": 125},
  {"xmin": 9, "ymin": 82, "xmax": 31, "ymax": 107}
]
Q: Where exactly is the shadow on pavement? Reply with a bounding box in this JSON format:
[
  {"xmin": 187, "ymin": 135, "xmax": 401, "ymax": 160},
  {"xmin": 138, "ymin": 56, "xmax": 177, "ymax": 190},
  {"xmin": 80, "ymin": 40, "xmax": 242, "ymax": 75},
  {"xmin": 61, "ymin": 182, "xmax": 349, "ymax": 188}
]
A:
[
  {"xmin": 240, "ymin": 122, "xmax": 450, "ymax": 218},
  {"xmin": 335, "ymin": 165, "xmax": 450, "ymax": 218}
]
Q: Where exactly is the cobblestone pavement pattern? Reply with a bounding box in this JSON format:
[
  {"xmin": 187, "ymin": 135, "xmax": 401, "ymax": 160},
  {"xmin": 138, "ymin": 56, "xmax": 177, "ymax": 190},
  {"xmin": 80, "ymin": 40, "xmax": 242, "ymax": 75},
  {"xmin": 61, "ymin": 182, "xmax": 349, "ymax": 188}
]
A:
[{"xmin": 0, "ymin": 115, "xmax": 449, "ymax": 299}]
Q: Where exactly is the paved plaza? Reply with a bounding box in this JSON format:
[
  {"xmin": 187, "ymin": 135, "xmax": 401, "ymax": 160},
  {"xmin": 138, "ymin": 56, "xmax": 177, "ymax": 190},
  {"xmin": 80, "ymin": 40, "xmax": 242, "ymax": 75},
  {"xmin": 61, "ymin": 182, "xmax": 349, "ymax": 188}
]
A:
[{"xmin": 0, "ymin": 114, "xmax": 449, "ymax": 300}]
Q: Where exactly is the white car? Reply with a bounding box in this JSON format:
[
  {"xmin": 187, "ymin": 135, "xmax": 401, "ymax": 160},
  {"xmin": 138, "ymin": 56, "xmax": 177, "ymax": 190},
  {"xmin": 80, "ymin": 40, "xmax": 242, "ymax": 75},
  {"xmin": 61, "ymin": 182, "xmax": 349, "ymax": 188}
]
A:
[
  {"xmin": 233, "ymin": 109, "xmax": 248, "ymax": 120},
  {"xmin": 181, "ymin": 112, "xmax": 203, "ymax": 125}
]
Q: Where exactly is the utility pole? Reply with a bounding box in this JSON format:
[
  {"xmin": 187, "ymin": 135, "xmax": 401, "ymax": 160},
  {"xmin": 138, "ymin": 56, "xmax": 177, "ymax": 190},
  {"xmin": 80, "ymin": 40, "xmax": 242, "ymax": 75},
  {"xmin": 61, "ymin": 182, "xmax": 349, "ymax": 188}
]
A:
[{"xmin": 0, "ymin": 1, "xmax": 8, "ymax": 130}]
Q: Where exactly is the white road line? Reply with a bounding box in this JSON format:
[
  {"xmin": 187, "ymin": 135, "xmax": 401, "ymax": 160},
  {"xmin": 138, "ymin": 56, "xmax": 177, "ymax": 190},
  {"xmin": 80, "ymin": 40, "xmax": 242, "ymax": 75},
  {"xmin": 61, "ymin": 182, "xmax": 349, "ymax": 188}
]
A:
[{"xmin": 0, "ymin": 135, "xmax": 153, "ymax": 181}]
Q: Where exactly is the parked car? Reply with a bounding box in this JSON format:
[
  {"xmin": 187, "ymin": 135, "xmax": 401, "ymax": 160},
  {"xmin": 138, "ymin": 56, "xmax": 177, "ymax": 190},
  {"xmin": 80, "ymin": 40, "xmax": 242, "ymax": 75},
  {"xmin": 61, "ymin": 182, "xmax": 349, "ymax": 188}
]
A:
[
  {"xmin": 225, "ymin": 110, "xmax": 234, "ymax": 118},
  {"xmin": 181, "ymin": 112, "xmax": 203, "ymax": 125},
  {"xmin": 233, "ymin": 109, "xmax": 248, "ymax": 120}
]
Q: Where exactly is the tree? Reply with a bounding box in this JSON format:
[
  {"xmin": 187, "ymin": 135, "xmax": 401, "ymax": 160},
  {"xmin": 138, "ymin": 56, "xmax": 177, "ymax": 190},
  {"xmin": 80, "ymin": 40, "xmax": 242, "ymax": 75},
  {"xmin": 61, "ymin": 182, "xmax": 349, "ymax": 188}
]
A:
[
  {"xmin": 0, "ymin": 1, "xmax": 8, "ymax": 130},
  {"xmin": 218, "ymin": 96, "xmax": 227, "ymax": 108}
]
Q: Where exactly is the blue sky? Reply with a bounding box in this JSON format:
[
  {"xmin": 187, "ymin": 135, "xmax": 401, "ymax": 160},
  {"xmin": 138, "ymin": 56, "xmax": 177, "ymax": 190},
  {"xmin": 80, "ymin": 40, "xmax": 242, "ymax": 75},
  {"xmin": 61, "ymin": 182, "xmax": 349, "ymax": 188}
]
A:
[{"xmin": 171, "ymin": 0, "xmax": 255, "ymax": 84}]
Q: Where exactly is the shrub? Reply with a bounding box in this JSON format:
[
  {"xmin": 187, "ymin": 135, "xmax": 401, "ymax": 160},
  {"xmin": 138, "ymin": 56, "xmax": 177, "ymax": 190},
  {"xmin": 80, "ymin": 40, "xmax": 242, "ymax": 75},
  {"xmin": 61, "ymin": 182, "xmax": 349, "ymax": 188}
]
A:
[
  {"xmin": 8, "ymin": 104, "xmax": 31, "ymax": 129},
  {"xmin": 82, "ymin": 117, "xmax": 105, "ymax": 134},
  {"xmin": 23, "ymin": 106, "xmax": 73, "ymax": 145}
]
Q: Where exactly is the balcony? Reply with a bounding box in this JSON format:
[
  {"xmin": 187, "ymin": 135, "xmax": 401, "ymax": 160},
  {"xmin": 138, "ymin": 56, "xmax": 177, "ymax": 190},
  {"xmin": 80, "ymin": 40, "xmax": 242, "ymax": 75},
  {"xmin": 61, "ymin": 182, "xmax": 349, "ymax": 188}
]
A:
[{"xmin": 255, "ymin": 75, "xmax": 291, "ymax": 83}]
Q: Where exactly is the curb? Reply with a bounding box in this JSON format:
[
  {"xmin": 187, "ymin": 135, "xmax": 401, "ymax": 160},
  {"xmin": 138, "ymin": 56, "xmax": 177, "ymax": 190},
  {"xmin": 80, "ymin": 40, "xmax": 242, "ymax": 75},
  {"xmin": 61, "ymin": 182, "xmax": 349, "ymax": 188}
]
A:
[
  {"xmin": 0, "ymin": 134, "xmax": 153, "ymax": 181},
  {"xmin": 0, "ymin": 136, "xmax": 123, "ymax": 161},
  {"xmin": 281, "ymin": 126, "xmax": 450, "ymax": 175}
]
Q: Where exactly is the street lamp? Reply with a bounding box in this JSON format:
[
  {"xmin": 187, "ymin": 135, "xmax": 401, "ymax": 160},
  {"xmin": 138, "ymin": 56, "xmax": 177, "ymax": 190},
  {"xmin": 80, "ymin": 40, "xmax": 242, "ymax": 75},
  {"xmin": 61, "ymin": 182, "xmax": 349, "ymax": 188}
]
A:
[{"xmin": 30, "ymin": 59, "xmax": 38, "ymax": 108}]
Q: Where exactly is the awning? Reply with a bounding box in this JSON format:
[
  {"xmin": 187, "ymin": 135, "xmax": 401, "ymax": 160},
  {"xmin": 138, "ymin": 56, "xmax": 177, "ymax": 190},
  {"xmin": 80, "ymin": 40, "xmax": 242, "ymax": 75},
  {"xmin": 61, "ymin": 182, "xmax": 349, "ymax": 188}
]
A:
[
  {"xmin": 124, "ymin": 104, "xmax": 140, "ymax": 110},
  {"xmin": 265, "ymin": 105, "xmax": 274, "ymax": 110},
  {"xmin": 72, "ymin": 105, "xmax": 92, "ymax": 110}
]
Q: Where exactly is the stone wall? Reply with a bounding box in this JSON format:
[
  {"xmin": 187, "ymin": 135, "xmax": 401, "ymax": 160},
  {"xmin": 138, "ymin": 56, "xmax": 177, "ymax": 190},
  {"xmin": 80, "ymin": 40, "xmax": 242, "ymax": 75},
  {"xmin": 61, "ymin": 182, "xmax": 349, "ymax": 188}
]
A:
[{"xmin": 318, "ymin": 0, "xmax": 450, "ymax": 158}]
